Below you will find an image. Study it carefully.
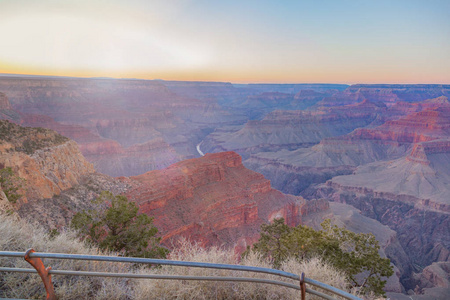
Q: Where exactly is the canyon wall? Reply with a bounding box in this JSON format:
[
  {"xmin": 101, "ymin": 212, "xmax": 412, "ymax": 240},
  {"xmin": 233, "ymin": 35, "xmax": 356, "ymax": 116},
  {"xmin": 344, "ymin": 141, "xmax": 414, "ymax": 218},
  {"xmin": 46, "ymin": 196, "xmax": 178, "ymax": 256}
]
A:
[
  {"xmin": 0, "ymin": 77, "xmax": 249, "ymax": 176},
  {"xmin": 202, "ymin": 100, "xmax": 384, "ymax": 159},
  {"xmin": 122, "ymin": 151, "xmax": 311, "ymax": 250},
  {"xmin": 0, "ymin": 120, "xmax": 94, "ymax": 204}
]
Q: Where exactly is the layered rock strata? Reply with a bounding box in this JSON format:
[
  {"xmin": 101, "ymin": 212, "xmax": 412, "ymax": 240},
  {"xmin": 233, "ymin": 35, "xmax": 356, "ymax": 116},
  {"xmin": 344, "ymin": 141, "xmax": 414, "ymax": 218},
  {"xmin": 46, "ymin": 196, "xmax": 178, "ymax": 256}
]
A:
[
  {"xmin": 122, "ymin": 151, "xmax": 309, "ymax": 249},
  {"xmin": 306, "ymin": 143, "xmax": 450, "ymax": 292},
  {"xmin": 246, "ymin": 104, "xmax": 450, "ymax": 195},
  {"xmin": 202, "ymin": 100, "xmax": 383, "ymax": 159},
  {"xmin": 0, "ymin": 77, "xmax": 250, "ymax": 176},
  {"xmin": 0, "ymin": 120, "xmax": 95, "ymax": 204}
]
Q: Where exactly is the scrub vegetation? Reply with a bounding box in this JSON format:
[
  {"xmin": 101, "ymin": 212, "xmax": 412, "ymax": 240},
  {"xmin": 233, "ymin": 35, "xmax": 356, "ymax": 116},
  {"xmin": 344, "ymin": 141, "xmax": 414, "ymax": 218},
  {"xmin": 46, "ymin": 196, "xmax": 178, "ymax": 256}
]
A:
[{"xmin": 0, "ymin": 212, "xmax": 371, "ymax": 299}]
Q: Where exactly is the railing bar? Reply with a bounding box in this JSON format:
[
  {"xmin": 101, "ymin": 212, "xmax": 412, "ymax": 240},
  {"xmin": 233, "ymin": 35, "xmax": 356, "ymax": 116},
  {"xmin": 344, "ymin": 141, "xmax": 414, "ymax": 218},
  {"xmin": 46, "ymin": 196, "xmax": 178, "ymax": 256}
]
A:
[
  {"xmin": 0, "ymin": 266, "xmax": 357, "ymax": 299},
  {"xmin": 48, "ymin": 269, "xmax": 302, "ymax": 290},
  {"xmin": 0, "ymin": 267, "xmax": 299, "ymax": 290},
  {"xmin": 0, "ymin": 252, "xmax": 24, "ymax": 258},
  {"xmin": 305, "ymin": 278, "xmax": 360, "ymax": 300},
  {"xmin": 0, "ymin": 267, "xmax": 37, "ymax": 273},
  {"xmin": 0, "ymin": 251, "xmax": 299, "ymax": 280},
  {"xmin": 1, "ymin": 251, "xmax": 363, "ymax": 299},
  {"xmin": 0, "ymin": 267, "xmax": 352, "ymax": 298},
  {"xmin": 306, "ymin": 288, "xmax": 337, "ymax": 300}
]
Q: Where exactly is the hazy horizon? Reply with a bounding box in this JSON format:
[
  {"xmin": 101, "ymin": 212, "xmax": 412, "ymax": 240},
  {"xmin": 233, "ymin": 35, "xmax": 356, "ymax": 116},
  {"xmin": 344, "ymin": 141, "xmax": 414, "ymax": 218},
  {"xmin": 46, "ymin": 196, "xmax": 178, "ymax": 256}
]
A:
[
  {"xmin": 3, "ymin": 72, "xmax": 450, "ymax": 86},
  {"xmin": 1, "ymin": 0, "xmax": 449, "ymax": 84}
]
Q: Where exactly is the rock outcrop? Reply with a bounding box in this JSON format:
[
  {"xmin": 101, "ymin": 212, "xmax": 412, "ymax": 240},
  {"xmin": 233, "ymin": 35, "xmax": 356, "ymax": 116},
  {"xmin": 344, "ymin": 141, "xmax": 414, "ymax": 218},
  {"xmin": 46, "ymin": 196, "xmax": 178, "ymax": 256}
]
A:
[
  {"xmin": 0, "ymin": 120, "xmax": 94, "ymax": 204},
  {"xmin": 0, "ymin": 92, "xmax": 11, "ymax": 110},
  {"xmin": 122, "ymin": 151, "xmax": 308, "ymax": 249},
  {"xmin": 0, "ymin": 92, "xmax": 20, "ymax": 121},
  {"xmin": 18, "ymin": 172, "xmax": 129, "ymax": 229},
  {"xmin": 414, "ymin": 262, "xmax": 450, "ymax": 291}
]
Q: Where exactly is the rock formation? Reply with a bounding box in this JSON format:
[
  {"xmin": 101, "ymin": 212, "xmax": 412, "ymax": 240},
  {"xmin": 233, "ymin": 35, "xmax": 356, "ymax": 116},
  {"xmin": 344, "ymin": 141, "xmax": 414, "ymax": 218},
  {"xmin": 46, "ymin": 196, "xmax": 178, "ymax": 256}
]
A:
[
  {"xmin": 246, "ymin": 103, "xmax": 450, "ymax": 194},
  {"xmin": 0, "ymin": 92, "xmax": 11, "ymax": 110},
  {"xmin": 202, "ymin": 100, "xmax": 383, "ymax": 159},
  {"xmin": 302, "ymin": 202, "xmax": 406, "ymax": 293},
  {"xmin": 0, "ymin": 77, "xmax": 250, "ymax": 176},
  {"xmin": 0, "ymin": 92, "xmax": 20, "ymax": 121},
  {"xmin": 0, "ymin": 120, "xmax": 95, "ymax": 204},
  {"xmin": 1, "ymin": 77, "xmax": 449, "ymax": 297},
  {"xmin": 315, "ymin": 84, "xmax": 450, "ymax": 108},
  {"xmin": 122, "ymin": 151, "xmax": 309, "ymax": 249},
  {"xmin": 305, "ymin": 139, "xmax": 450, "ymax": 291}
]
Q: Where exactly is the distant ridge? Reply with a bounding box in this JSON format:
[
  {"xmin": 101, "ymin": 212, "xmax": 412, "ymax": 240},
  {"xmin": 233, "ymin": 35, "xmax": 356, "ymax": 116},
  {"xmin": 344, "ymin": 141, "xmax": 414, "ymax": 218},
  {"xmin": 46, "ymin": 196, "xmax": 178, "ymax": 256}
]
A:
[{"xmin": 350, "ymin": 83, "xmax": 450, "ymax": 88}]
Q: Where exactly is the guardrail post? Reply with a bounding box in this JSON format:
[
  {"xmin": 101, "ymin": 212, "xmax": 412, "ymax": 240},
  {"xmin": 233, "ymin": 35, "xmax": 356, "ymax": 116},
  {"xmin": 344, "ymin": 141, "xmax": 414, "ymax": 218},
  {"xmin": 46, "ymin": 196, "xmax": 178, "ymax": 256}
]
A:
[
  {"xmin": 24, "ymin": 248, "xmax": 57, "ymax": 300},
  {"xmin": 300, "ymin": 272, "xmax": 306, "ymax": 300}
]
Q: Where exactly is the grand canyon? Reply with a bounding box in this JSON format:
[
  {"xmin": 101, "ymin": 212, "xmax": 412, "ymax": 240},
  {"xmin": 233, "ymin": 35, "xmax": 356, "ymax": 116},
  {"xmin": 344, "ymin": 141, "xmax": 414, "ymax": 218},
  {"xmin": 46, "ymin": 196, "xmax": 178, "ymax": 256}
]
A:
[{"xmin": 0, "ymin": 76, "xmax": 449, "ymax": 299}]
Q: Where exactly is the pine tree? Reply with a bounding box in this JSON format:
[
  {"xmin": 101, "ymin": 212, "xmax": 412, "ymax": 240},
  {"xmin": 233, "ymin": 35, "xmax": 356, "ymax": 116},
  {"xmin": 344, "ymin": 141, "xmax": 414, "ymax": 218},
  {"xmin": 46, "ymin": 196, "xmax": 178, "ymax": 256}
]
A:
[{"xmin": 71, "ymin": 191, "xmax": 168, "ymax": 258}]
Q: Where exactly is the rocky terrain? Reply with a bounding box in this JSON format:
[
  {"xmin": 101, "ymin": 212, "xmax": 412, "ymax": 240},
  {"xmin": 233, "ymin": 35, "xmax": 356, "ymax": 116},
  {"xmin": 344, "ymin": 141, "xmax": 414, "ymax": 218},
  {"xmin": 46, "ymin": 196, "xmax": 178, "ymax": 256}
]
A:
[
  {"xmin": 0, "ymin": 120, "xmax": 94, "ymax": 203},
  {"xmin": 316, "ymin": 84, "xmax": 450, "ymax": 107},
  {"xmin": 0, "ymin": 77, "xmax": 249, "ymax": 176},
  {"xmin": 201, "ymin": 99, "xmax": 385, "ymax": 159},
  {"xmin": 299, "ymin": 119, "xmax": 450, "ymax": 294},
  {"xmin": 0, "ymin": 120, "xmax": 328, "ymax": 255},
  {"xmin": 0, "ymin": 77, "xmax": 350, "ymax": 177},
  {"xmin": 0, "ymin": 118, "xmax": 127, "ymax": 228},
  {"xmin": 1, "ymin": 77, "xmax": 449, "ymax": 298},
  {"xmin": 246, "ymin": 101, "xmax": 450, "ymax": 194},
  {"xmin": 302, "ymin": 201, "xmax": 406, "ymax": 293},
  {"xmin": 0, "ymin": 92, "xmax": 20, "ymax": 121},
  {"xmin": 121, "ymin": 151, "xmax": 314, "ymax": 250}
]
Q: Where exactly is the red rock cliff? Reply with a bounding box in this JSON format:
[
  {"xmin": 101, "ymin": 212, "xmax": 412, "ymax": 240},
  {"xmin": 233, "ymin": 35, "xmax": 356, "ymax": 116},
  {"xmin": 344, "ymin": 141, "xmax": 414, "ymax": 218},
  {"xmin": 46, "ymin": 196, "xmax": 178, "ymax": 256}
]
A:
[{"xmin": 123, "ymin": 151, "xmax": 306, "ymax": 249}]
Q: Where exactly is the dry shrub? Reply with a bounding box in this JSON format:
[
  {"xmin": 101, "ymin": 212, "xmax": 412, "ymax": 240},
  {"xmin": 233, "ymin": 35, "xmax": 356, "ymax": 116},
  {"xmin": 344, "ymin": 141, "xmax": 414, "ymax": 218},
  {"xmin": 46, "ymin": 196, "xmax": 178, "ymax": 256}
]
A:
[
  {"xmin": 133, "ymin": 239, "xmax": 357, "ymax": 300},
  {"xmin": 1, "ymin": 214, "xmax": 362, "ymax": 299},
  {"xmin": 281, "ymin": 257, "xmax": 350, "ymax": 299},
  {"xmin": 0, "ymin": 213, "xmax": 131, "ymax": 300},
  {"xmin": 134, "ymin": 239, "xmax": 240, "ymax": 300}
]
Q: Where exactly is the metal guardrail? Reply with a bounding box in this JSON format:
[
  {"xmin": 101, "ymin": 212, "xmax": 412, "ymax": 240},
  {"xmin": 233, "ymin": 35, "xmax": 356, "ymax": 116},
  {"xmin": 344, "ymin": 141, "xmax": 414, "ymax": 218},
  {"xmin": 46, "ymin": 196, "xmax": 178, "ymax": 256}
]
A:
[{"xmin": 0, "ymin": 249, "xmax": 361, "ymax": 300}]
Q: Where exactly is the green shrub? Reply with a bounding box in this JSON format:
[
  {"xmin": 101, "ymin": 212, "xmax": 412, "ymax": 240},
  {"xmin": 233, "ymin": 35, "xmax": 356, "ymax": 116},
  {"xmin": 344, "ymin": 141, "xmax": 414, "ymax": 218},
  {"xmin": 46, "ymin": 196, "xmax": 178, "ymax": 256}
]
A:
[
  {"xmin": 71, "ymin": 191, "xmax": 168, "ymax": 259},
  {"xmin": 0, "ymin": 167, "xmax": 25, "ymax": 203},
  {"xmin": 247, "ymin": 218, "xmax": 394, "ymax": 297}
]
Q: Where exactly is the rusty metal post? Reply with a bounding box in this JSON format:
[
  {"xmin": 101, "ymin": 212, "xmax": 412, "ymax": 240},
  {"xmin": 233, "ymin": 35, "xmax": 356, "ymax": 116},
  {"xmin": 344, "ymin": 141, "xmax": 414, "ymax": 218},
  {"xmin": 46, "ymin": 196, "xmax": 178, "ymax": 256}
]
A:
[
  {"xmin": 24, "ymin": 248, "xmax": 57, "ymax": 300},
  {"xmin": 300, "ymin": 272, "xmax": 306, "ymax": 300}
]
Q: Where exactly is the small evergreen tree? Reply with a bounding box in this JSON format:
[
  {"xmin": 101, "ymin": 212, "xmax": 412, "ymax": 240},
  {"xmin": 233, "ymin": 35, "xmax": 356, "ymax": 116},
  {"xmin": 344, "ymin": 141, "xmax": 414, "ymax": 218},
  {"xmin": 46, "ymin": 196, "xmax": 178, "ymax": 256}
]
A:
[
  {"xmin": 252, "ymin": 218, "xmax": 291, "ymax": 268},
  {"xmin": 71, "ymin": 191, "xmax": 168, "ymax": 259},
  {"xmin": 320, "ymin": 219, "xmax": 394, "ymax": 296},
  {"xmin": 248, "ymin": 218, "xmax": 394, "ymax": 297},
  {"xmin": 0, "ymin": 167, "xmax": 25, "ymax": 203}
]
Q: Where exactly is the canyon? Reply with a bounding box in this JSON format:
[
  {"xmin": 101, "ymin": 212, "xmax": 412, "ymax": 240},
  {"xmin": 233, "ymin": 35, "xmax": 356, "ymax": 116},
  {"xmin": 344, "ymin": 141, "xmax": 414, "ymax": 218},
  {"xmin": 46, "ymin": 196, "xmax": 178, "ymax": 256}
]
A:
[
  {"xmin": 0, "ymin": 76, "xmax": 449, "ymax": 298},
  {"xmin": 122, "ymin": 151, "xmax": 309, "ymax": 250}
]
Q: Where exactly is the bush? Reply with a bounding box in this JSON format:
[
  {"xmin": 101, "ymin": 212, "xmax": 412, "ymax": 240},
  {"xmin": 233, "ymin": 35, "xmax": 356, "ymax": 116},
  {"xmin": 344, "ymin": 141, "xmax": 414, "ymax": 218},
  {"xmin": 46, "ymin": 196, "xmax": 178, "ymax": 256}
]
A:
[
  {"xmin": 0, "ymin": 167, "xmax": 25, "ymax": 204},
  {"xmin": 247, "ymin": 218, "xmax": 394, "ymax": 297},
  {"xmin": 71, "ymin": 191, "xmax": 168, "ymax": 258}
]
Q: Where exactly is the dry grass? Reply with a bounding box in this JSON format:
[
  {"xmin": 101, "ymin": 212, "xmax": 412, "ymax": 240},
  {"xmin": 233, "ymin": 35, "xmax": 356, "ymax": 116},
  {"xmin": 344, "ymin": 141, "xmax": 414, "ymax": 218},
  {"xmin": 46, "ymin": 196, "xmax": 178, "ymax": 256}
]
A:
[
  {"xmin": 0, "ymin": 213, "xmax": 131, "ymax": 299},
  {"xmin": 133, "ymin": 239, "xmax": 357, "ymax": 300},
  {"xmin": 1, "ymin": 214, "xmax": 365, "ymax": 299}
]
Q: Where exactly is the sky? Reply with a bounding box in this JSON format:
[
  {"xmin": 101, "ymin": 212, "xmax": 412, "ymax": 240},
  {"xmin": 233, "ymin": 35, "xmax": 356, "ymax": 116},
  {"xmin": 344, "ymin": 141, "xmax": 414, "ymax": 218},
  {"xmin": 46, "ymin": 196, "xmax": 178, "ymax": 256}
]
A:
[{"xmin": 0, "ymin": 0, "xmax": 449, "ymax": 84}]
